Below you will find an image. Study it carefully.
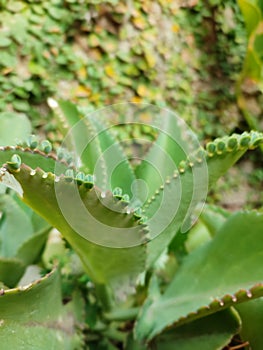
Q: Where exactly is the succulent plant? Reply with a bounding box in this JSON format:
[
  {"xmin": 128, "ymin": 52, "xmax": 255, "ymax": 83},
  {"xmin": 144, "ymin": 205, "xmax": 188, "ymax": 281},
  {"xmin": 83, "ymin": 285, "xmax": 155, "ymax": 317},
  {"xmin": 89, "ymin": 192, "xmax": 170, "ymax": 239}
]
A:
[{"xmin": 0, "ymin": 102, "xmax": 263, "ymax": 349}]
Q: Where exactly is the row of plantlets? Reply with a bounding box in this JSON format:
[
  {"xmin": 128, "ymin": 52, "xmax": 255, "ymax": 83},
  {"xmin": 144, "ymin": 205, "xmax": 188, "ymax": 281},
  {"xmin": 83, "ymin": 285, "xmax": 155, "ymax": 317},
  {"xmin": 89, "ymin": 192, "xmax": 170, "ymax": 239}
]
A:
[{"xmin": 0, "ymin": 102, "xmax": 262, "ymax": 349}]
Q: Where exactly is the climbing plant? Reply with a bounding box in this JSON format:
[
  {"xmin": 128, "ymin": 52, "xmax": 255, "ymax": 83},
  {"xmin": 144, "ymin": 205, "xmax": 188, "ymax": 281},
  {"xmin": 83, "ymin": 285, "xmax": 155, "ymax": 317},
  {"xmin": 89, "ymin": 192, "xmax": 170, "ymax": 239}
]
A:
[{"xmin": 0, "ymin": 0, "xmax": 248, "ymax": 138}]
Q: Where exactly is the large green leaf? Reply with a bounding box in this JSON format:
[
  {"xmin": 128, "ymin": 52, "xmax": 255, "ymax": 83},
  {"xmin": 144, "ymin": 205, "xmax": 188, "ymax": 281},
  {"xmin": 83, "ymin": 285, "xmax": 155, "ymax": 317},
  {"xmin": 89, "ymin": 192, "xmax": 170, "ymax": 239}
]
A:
[
  {"xmin": 84, "ymin": 114, "xmax": 136, "ymax": 197},
  {"xmin": 135, "ymin": 211, "xmax": 263, "ymax": 341},
  {"xmin": 154, "ymin": 309, "xmax": 241, "ymax": 350},
  {"xmin": 0, "ymin": 162, "xmax": 147, "ymax": 298},
  {"xmin": 135, "ymin": 112, "xmax": 199, "ymax": 202},
  {"xmin": 52, "ymin": 100, "xmax": 135, "ymax": 196},
  {"xmin": 236, "ymin": 297, "xmax": 263, "ymax": 349},
  {"xmin": 0, "ymin": 269, "xmax": 83, "ymax": 349},
  {"xmin": 0, "ymin": 194, "xmax": 33, "ymax": 257},
  {"xmin": 145, "ymin": 131, "xmax": 263, "ymax": 268},
  {"xmin": 0, "ymin": 194, "xmax": 50, "ymax": 287}
]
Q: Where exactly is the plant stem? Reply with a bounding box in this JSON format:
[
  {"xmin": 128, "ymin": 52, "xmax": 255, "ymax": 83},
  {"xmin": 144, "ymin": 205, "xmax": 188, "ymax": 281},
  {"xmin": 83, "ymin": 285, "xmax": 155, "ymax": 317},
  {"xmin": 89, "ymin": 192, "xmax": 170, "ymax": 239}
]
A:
[
  {"xmin": 104, "ymin": 307, "xmax": 140, "ymax": 322},
  {"xmin": 96, "ymin": 283, "xmax": 115, "ymax": 312},
  {"xmin": 103, "ymin": 328, "xmax": 126, "ymax": 342}
]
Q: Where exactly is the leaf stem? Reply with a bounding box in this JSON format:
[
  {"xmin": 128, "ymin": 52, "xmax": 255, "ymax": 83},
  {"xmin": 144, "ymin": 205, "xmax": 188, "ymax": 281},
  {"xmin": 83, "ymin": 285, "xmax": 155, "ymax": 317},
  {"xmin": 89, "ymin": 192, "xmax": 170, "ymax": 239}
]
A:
[
  {"xmin": 96, "ymin": 283, "xmax": 115, "ymax": 312},
  {"xmin": 104, "ymin": 307, "xmax": 140, "ymax": 322}
]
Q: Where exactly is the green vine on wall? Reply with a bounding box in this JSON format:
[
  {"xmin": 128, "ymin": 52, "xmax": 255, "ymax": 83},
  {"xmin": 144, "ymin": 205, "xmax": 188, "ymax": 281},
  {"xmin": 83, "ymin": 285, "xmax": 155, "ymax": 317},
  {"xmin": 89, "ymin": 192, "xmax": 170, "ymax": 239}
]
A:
[{"xmin": 0, "ymin": 0, "xmax": 248, "ymax": 139}]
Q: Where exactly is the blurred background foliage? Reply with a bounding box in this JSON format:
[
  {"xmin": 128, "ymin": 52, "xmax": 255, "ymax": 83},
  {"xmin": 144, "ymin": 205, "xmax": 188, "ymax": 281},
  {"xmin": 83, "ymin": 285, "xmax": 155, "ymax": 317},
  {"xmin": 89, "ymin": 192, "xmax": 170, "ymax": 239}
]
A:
[
  {"xmin": 0, "ymin": 0, "xmax": 257, "ymax": 136},
  {"xmin": 0, "ymin": 0, "xmax": 262, "ymax": 206}
]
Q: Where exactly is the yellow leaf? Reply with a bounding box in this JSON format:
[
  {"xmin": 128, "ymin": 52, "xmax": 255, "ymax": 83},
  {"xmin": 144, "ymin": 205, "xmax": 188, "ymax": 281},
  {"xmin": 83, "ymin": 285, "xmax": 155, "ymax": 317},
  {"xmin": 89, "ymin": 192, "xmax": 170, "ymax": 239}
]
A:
[
  {"xmin": 131, "ymin": 96, "xmax": 142, "ymax": 103},
  {"xmin": 145, "ymin": 51, "xmax": 156, "ymax": 68},
  {"xmin": 2, "ymin": 67, "xmax": 13, "ymax": 75},
  {"xmin": 132, "ymin": 16, "xmax": 148, "ymax": 30},
  {"xmin": 105, "ymin": 64, "xmax": 116, "ymax": 78},
  {"xmin": 172, "ymin": 24, "xmax": 180, "ymax": 33},
  {"xmin": 75, "ymin": 85, "xmax": 91, "ymax": 97},
  {"xmin": 77, "ymin": 67, "xmax": 87, "ymax": 79},
  {"xmin": 89, "ymin": 93, "xmax": 101, "ymax": 103},
  {"xmin": 137, "ymin": 84, "xmax": 148, "ymax": 97}
]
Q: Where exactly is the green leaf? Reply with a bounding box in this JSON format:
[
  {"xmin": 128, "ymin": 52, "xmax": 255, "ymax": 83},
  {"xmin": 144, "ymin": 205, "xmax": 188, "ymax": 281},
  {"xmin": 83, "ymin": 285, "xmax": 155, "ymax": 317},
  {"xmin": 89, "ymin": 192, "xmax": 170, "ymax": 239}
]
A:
[
  {"xmin": 1, "ymin": 163, "xmax": 147, "ymax": 296},
  {"xmin": 0, "ymin": 194, "xmax": 33, "ymax": 257},
  {"xmin": 52, "ymin": 100, "xmax": 135, "ymax": 197},
  {"xmin": 0, "ymin": 145, "xmax": 70, "ymax": 175},
  {"xmin": 254, "ymin": 34, "xmax": 263, "ymax": 60},
  {"xmin": 0, "ymin": 52, "xmax": 17, "ymax": 67},
  {"xmin": 135, "ymin": 211, "xmax": 263, "ymax": 341},
  {"xmin": 154, "ymin": 309, "xmax": 241, "ymax": 350},
  {"xmin": 12, "ymin": 100, "xmax": 30, "ymax": 112},
  {"xmin": 236, "ymin": 297, "xmax": 263, "ymax": 349},
  {"xmin": 9, "ymin": 14, "xmax": 28, "ymax": 44},
  {"xmin": 84, "ymin": 114, "xmax": 135, "ymax": 197},
  {"xmin": 0, "ymin": 269, "xmax": 82, "ymax": 349},
  {"xmin": 184, "ymin": 221, "xmax": 211, "ymax": 253},
  {"xmin": 145, "ymin": 131, "xmax": 263, "ymax": 268},
  {"xmin": 135, "ymin": 112, "xmax": 198, "ymax": 202},
  {"xmin": 0, "ymin": 33, "xmax": 12, "ymax": 47},
  {"xmin": 0, "ymin": 258, "xmax": 25, "ymax": 288},
  {"xmin": 242, "ymin": 49, "xmax": 262, "ymax": 81},
  {"xmin": 199, "ymin": 204, "xmax": 230, "ymax": 237},
  {"xmin": 0, "ymin": 112, "xmax": 31, "ymax": 146},
  {"xmin": 257, "ymin": 0, "xmax": 263, "ymax": 12},
  {"xmin": 238, "ymin": 0, "xmax": 261, "ymax": 36},
  {"xmin": 0, "ymin": 194, "xmax": 50, "ymax": 286},
  {"xmin": 6, "ymin": 1, "xmax": 26, "ymax": 13},
  {"xmin": 16, "ymin": 223, "xmax": 50, "ymax": 265}
]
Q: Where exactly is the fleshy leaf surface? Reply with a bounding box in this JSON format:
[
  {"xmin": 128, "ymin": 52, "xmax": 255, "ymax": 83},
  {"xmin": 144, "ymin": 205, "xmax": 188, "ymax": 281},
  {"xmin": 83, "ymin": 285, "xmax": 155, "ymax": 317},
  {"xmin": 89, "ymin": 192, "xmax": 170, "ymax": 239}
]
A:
[
  {"xmin": 0, "ymin": 269, "xmax": 82, "ymax": 349},
  {"xmin": 144, "ymin": 131, "xmax": 263, "ymax": 268},
  {"xmin": 135, "ymin": 111, "xmax": 199, "ymax": 202},
  {"xmin": 0, "ymin": 193, "xmax": 50, "ymax": 287},
  {"xmin": 0, "ymin": 163, "xmax": 147, "ymax": 296},
  {"xmin": 0, "ymin": 194, "xmax": 32, "ymax": 257},
  {"xmin": 154, "ymin": 309, "xmax": 241, "ymax": 350},
  {"xmin": 0, "ymin": 145, "xmax": 70, "ymax": 175},
  {"xmin": 135, "ymin": 211, "xmax": 263, "ymax": 341},
  {"xmin": 236, "ymin": 297, "xmax": 263, "ymax": 349},
  {"xmin": 53, "ymin": 100, "xmax": 135, "ymax": 196}
]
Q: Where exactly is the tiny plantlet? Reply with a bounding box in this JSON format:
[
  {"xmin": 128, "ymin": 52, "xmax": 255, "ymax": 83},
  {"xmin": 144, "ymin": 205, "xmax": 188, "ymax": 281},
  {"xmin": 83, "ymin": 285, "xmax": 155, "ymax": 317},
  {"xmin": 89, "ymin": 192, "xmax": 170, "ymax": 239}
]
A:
[{"xmin": 0, "ymin": 102, "xmax": 263, "ymax": 349}]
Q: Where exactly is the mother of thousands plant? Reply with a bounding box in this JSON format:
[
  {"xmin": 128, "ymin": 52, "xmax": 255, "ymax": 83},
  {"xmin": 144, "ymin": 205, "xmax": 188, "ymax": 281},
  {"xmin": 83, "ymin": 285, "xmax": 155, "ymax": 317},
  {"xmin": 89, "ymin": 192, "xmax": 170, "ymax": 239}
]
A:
[{"xmin": 0, "ymin": 102, "xmax": 263, "ymax": 349}]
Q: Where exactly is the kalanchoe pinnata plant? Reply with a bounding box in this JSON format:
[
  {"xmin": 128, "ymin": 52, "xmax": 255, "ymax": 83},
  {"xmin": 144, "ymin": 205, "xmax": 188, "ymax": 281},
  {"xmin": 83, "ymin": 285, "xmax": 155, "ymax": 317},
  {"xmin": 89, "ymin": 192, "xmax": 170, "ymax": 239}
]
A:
[{"xmin": 0, "ymin": 102, "xmax": 263, "ymax": 349}]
